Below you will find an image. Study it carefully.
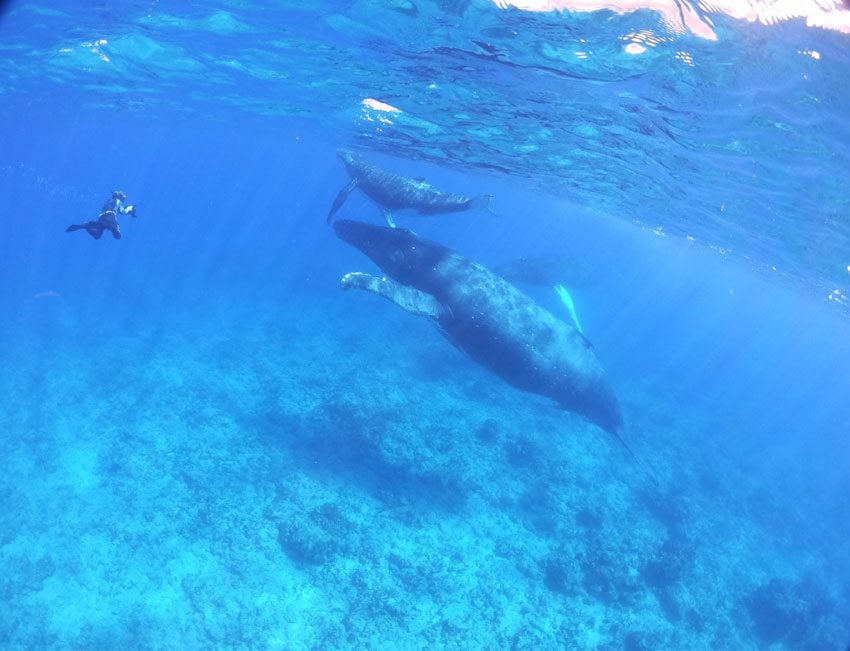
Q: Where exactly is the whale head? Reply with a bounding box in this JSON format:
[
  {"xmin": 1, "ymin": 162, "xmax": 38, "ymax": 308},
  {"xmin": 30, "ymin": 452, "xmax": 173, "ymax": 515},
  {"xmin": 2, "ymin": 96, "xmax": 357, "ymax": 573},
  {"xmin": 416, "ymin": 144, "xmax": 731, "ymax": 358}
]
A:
[
  {"xmin": 337, "ymin": 148, "xmax": 362, "ymax": 172},
  {"xmin": 333, "ymin": 219, "xmax": 448, "ymax": 287}
]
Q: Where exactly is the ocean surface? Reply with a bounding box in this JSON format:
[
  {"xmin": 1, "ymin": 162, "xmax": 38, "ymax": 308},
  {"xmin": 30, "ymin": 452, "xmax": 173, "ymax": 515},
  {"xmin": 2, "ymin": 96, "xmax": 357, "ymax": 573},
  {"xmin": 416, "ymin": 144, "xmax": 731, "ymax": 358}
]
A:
[{"xmin": 1, "ymin": 1, "xmax": 849, "ymax": 648}]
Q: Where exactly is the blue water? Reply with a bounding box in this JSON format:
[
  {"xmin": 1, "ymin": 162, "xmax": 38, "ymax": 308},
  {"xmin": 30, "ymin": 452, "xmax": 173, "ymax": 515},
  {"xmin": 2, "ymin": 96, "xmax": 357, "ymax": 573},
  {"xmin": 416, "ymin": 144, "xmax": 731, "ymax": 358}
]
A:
[{"xmin": 2, "ymin": 1, "xmax": 850, "ymax": 648}]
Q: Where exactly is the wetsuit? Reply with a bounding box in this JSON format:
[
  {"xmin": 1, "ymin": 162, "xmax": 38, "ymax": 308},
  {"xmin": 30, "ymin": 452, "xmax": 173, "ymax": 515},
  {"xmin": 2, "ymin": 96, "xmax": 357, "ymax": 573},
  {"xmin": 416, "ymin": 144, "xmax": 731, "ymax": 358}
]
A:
[{"xmin": 66, "ymin": 194, "xmax": 136, "ymax": 240}]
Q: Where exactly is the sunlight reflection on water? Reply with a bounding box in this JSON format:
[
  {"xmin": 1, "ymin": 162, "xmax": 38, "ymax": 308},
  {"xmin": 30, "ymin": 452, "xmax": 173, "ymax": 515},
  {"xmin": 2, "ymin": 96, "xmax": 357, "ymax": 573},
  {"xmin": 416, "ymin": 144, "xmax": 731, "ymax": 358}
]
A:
[{"xmin": 490, "ymin": 0, "xmax": 850, "ymax": 40}]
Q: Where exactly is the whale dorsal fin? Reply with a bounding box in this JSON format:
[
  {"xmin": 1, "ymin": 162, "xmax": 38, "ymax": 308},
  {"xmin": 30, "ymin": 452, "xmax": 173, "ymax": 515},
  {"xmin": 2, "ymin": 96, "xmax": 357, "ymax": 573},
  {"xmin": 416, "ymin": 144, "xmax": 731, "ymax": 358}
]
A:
[{"xmin": 341, "ymin": 272, "xmax": 442, "ymax": 319}]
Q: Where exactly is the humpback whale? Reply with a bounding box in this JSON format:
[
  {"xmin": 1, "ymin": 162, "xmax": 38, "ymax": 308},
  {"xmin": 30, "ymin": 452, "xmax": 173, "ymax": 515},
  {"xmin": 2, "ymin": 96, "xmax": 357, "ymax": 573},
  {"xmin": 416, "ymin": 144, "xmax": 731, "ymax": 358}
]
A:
[
  {"xmin": 327, "ymin": 149, "xmax": 493, "ymax": 227},
  {"xmin": 493, "ymin": 254, "xmax": 592, "ymax": 289},
  {"xmin": 333, "ymin": 220, "xmax": 627, "ymax": 446}
]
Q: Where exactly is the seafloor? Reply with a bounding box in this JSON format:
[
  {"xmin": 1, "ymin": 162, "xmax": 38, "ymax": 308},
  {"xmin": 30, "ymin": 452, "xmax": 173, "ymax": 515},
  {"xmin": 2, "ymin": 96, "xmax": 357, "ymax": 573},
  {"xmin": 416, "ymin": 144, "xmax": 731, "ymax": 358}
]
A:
[{"xmin": 2, "ymin": 281, "xmax": 847, "ymax": 649}]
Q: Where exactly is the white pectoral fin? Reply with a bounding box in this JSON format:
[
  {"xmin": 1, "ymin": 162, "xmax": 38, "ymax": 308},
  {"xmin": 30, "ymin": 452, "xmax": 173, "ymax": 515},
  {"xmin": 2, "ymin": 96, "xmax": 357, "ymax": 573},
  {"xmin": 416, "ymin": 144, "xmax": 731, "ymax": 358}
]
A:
[
  {"xmin": 554, "ymin": 284, "xmax": 583, "ymax": 334},
  {"xmin": 341, "ymin": 272, "xmax": 442, "ymax": 318}
]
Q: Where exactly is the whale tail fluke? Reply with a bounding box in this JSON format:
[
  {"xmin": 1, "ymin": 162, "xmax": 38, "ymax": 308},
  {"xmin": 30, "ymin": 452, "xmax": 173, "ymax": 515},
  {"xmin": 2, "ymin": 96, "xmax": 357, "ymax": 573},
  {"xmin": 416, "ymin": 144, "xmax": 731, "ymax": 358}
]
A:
[
  {"xmin": 469, "ymin": 194, "xmax": 496, "ymax": 215},
  {"xmin": 611, "ymin": 424, "xmax": 662, "ymax": 486},
  {"xmin": 612, "ymin": 427, "xmax": 636, "ymax": 459},
  {"xmin": 327, "ymin": 178, "xmax": 358, "ymax": 225}
]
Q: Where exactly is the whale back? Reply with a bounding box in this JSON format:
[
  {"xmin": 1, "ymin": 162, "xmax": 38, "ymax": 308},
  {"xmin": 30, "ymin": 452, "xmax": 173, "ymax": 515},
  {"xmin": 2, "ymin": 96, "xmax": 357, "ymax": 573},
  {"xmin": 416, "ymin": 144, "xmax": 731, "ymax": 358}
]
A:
[
  {"xmin": 338, "ymin": 149, "xmax": 473, "ymax": 213},
  {"xmin": 429, "ymin": 255, "xmax": 624, "ymax": 435}
]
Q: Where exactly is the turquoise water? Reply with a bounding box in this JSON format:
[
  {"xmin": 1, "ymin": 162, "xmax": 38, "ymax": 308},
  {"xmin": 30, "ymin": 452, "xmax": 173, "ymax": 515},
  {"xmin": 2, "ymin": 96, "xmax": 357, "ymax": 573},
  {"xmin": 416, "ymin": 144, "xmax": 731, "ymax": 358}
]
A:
[{"xmin": 2, "ymin": 2, "xmax": 850, "ymax": 648}]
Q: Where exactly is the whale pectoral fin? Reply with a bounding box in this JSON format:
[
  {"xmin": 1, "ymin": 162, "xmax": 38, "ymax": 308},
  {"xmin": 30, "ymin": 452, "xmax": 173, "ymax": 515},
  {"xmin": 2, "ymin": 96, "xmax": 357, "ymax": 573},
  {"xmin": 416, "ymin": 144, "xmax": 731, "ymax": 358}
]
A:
[
  {"xmin": 382, "ymin": 210, "xmax": 397, "ymax": 228},
  {"xmin": 554, "ymin": 284, "xmax": 584, "ymax": 335},
  {"xmin": 327, "ymin": 179, "xmax": 358, "ymax": 225},
  {"xmin": 341, "ymin": 272, "xmax": 442, "ymax": 318}
]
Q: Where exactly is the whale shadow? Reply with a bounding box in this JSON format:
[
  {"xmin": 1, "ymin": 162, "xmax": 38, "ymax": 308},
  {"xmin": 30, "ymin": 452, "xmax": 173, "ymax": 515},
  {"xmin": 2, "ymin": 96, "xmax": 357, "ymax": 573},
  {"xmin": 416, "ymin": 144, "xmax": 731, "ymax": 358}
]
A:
[{"xmin": 254, "ymin": 403, "xmax": 467, "ymax": 517}]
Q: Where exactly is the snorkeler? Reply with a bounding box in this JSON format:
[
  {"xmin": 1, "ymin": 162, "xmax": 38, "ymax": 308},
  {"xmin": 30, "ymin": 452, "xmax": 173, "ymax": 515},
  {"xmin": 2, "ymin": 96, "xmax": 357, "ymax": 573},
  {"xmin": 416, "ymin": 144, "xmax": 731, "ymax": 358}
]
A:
[{"xmin": 65, "ymin": 190, "xmax": 137, "ymax": 240}]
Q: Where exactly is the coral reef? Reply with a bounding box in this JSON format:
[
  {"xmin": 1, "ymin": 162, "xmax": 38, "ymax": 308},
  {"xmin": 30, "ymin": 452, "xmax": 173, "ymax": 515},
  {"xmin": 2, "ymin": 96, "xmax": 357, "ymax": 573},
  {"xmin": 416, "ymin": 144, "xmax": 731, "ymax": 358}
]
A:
[{"xmin": 0, "ymin": 292, "xmax": 847, "ymax": 647}]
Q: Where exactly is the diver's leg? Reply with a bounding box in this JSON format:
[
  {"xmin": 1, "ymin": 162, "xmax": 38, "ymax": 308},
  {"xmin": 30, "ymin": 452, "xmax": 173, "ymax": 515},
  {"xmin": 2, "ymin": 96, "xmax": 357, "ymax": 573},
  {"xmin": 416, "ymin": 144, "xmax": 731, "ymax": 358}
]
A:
[
  {"xmin": 98, "ymin": 210, "xmax": 116, "ymax": 225},
  {"xmin": 85, "ymin": 222, "xmax": 104, "ymax": 239},
  {"xmin": 97, "ymin": 211, "xmax": 121, "ymax": 239},
  {"xmin": 382, "ymin": 210, "xmax": 396, "ymax": 228},
  {"xmin": 67, "ymin": 220, "xmax": 102, "ymax": 238}
]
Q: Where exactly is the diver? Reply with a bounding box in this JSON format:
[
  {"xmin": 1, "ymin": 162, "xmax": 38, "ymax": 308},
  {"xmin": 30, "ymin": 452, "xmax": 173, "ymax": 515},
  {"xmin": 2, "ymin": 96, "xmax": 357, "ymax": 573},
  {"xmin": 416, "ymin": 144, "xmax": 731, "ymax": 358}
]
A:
[{"xmin": 66, "ymin": 190, "xmax": 137, "ymax": 240}]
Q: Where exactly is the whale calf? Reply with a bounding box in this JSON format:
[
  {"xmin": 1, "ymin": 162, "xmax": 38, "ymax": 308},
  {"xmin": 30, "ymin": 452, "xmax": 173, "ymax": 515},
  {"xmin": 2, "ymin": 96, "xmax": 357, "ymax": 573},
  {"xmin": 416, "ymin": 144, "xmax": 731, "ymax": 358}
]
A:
[
  {"xmin": 333, "ymin": 219, "xmax": 627, "ymax": 446},
  {"xmin": 327, "ymin": 149, "xmax": 493, "ymax": 227}
]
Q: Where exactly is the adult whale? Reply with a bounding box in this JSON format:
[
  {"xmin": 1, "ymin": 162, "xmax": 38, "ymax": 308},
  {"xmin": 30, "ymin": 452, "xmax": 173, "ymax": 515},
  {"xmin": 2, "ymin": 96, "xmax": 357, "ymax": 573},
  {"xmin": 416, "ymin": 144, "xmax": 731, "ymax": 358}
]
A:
[
  {"xmin": 327, "ymin": 149, "xmax": 493, "ymax": 227},
  {"xmin": 333, "ymin": 219, "xmax": 628, "ymax": 449}
]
